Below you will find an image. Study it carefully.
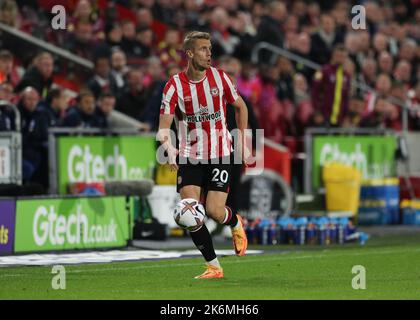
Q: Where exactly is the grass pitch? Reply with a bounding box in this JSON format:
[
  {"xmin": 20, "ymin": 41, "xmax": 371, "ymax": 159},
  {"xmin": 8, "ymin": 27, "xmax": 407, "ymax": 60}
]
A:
[{"xmin": 0, "ymin": 232, "xmax": 419, "ymax": 300}]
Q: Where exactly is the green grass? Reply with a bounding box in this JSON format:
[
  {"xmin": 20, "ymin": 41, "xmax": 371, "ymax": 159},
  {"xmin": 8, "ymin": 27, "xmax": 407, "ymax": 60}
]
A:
[{"xmin": 1, "ymin": 233, "xmax": 420, "ymax": 300}]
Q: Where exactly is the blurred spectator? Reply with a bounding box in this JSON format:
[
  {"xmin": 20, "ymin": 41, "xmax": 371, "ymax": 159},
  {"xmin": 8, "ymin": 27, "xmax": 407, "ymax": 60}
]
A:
[
  {"xmin": 0, "ymin": 50, "xmax": 20, "ymax": 87},
  {"xmin": 140, "ymin": 59, "xmax": 177, "ymax": 131},
  {"xmin": 136, "ymin": 27, "xmax": 154, "ymax": 56},
  {"xmin": 219, "ymin": 55, "xmax": 259, "ymax": 136},
  {"xmin": 364, "ymin": 73, "xmax": 392, "ymax": 117},
  {"xmin": 276, "ymin": 57, "xmax": 294, "ymax": 102},
  {"xmin": 18, "ymin": 86, "xmax": 49, "ymax": 188},
  {"xmin": 311, "ymin": 44, "xmax": 351, "ymax": 127},
  {"xmin": 136, "ymin": 7, "xmax": 154, "ymax": 29},
  {"xmin": 110, "ymin": 49, "xmax": 129, "ymax": 94},
  {"xmin": 0, "ymin": 0, "xmax": 21, "ymax": 28},
  {"xmin": 372, "ymin": 33, "xmax": 389, "ymax": 55},
  {"xmin": 95, "ymin": 92, "xmax": 117, "ymax": 129},
  {"xmin": 39, "ymin": 88, "xmax": 70, "ymax": 127},
  {"xmin": 378, "ymin": 51, "xmax": 394, "ymax": 75},
  {"xmin": 156, "ymin": 28, "xmax": 186, "ymax": 68},
  {"xmin": 236, "ymin": 61, "xmax": 259, "ymax": 102},
  {"xmin": 62, "ymin": 89, "xmax": 103, "ymax": 128},
  {"xmin": 105, "ymin": 22, "xmax": 123, "ymax": 51},
  {"xmin": 143, "ymin": 55, "xmax": 165, "ymax": 87},
  {"xmin": 229, "ymin": 11, "xmax": 256, "ymax": 62},
  {"xmin": 290, "ymin": 32, "xmax": 314, "ymax": 81},
  {"xmin": 15, "ymin": 52, "xmax": 54, "ymax": 99},
  {"xmin": 342, "ymin": 95, "xmax": 365, "ymax": 128},
  {"xmin": 120, "ymin": 20, "xmax": 150, "ymax": 59},
  {"xmin": 116, "ymin": 68, "xmax": 150, "ymax": 125},
  {"xmin": 255, "ymin": 1, "xmax": 287, "ymax": 62},
  {"xmin": 360, "ymin": 98, "xmax": 401, "ymax": 131},
  {"xmin": 293, "ymin": 73, "xmax": 314, "ymax": 135},
  {"xmin": 393, "ymin": 59, "xmax": 413, "ymax": 87},
  {"xmin": 66, "ymin": 19, "xmax": 97, "ymax": 60},
  {"xmin": 209, "ymin": 7, "xmax": 240, "ymax": 59},
  {"xmin": 358, "ymin": 57, "xmax": 378, "ymax": 89},
  {"xmin": 87, "ymin": 56, "xmax": 118, "ymax": 99},
  {"xmin": 310, "ymin": 14, "xmax": 344, "ymax": 65},
  {"xmin": 252, "ymin": 64, "xmax": 287, "ymax": 144},
  {"xmin": 67, "ymin": 0, "xmax": 104, "ymax": 40},
  {"xmin": 409, "ymin": 82, "xmax": 420, "ymax": 130}
]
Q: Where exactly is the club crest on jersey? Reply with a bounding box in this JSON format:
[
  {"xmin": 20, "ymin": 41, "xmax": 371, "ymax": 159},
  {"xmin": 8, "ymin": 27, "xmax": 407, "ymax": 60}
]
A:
[{"xmin": 210, "ymin": 87, "xmax": 219, "ymax": 96}]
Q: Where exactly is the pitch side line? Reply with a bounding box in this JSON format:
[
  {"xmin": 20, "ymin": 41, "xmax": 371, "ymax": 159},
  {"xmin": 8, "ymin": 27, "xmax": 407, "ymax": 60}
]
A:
[{"xmin": 1, "ymin": 247, "xmax": 418, "ymax": 277}]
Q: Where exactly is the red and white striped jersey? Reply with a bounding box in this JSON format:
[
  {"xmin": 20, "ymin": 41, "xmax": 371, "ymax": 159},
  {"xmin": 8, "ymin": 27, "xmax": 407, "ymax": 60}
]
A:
[{"xmin": 160, "ymin": 67, "xmax": 239, "ymax": 160}]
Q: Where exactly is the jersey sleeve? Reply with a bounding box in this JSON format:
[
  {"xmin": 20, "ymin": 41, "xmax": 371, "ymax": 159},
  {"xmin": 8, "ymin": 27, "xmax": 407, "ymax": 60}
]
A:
[
  {"xmin": 221, "ymin": 71, "xmax": 239, "ymax": 104},
  {"xmin": 160, "ymin": 78, "xmax": 178, "ymax": 115}
]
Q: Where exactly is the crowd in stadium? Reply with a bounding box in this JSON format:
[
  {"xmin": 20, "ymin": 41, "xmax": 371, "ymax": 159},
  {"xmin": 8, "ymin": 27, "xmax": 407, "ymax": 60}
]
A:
[{"xmin": 0, "ymin": 0, "xmax": 419, "ymax": 190}]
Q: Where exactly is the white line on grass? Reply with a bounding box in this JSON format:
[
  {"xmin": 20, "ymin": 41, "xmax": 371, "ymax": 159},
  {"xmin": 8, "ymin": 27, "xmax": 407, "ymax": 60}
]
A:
[{"xmin": 1, "ymin": 247, "xmax": 418, "ymax": 278}]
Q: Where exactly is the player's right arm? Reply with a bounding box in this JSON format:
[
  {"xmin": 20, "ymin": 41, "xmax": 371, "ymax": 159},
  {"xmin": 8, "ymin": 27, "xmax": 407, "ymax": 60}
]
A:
[{"xmin": 157, "ymin": 78, "xmax": 179, "ymax": 171}]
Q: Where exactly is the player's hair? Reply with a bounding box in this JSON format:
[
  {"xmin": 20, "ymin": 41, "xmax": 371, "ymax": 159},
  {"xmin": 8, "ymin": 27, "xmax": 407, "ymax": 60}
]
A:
[{"xmin": 183, "ymin": 31, "xmax": 211, "ymax": 52}]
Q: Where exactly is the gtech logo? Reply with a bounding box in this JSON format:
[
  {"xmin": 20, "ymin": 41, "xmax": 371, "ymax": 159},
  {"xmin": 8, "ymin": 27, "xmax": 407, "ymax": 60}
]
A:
[{"xmin": 33, "ymin": 204, "xmax": 117, "ymax": 246}]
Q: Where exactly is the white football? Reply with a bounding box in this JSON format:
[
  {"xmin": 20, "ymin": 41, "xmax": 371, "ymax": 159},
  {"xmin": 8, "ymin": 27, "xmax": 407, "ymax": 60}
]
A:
[{"xmin": 173, "ymin": 198, "xmax": 206, "ymax": 231}]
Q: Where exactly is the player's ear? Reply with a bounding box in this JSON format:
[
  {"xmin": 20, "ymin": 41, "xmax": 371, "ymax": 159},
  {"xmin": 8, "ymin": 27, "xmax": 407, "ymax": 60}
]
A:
[{"xmin": 187, "ymin": 50, "xmax": 193, "ymax": 58}]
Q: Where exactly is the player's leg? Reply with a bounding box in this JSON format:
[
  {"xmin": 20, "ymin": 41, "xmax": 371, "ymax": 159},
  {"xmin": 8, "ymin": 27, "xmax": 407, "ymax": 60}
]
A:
[
  {"xmin": 177, "ymin": 163, "xmax": 223, "ymax": 279},
  {"xmin": 206, "ymin": 160, "xmax": 248, "ymax": 256},
  {"xmin": 206, "ymin": 190, "xmax": 247, "ymax": 256}
]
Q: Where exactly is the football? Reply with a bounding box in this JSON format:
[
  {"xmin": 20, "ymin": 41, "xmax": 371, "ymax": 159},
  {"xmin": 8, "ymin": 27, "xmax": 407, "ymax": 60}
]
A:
[{"xmin": 173, "ymin": 198, "xmax": 206, "ymax": 231}]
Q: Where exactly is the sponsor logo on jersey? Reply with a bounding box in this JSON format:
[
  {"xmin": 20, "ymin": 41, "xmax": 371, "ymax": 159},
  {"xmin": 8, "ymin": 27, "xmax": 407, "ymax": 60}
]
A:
[{"xmin": 186, "ymin": 111, "xmax": 222, "ymax": 123}]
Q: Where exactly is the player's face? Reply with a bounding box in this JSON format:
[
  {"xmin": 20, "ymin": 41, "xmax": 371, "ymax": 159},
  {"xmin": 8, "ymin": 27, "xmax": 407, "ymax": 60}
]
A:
[{"xmin": 190, "ymin": 39, "xmax": 212, "ymax": 71}]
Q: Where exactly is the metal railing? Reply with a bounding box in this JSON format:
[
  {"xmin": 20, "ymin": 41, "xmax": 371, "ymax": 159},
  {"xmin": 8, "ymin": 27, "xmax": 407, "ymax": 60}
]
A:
[
  {"xmin": 0, "ymin": 100, "xmax": 22, "ymax": 185},
  {"xmin": 251, "ymin": 42, "xmax": 419, "ymax": 132},
  {"xmin": 0, "ymin": 100, "xmax": 20, "ymax": 130},
  {"xmin": 0, "ymin": 21, "xmax": 94, "ymax": 70}
]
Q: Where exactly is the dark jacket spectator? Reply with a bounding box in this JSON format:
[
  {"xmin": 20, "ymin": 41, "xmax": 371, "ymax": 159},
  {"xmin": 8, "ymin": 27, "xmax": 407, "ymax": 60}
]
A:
[
  {"xmin": 255, "ymin": 1, "xmax": 287, "ymax": 62},
  {"xmin": 62, "ymin": 90, "xmax": 104, "ymax": 128},
  {"xmin": 120, "ymin": 20, "xmax": 150, "ymax": 59},
  {"xmin": 310, "ymin": 14, "xmax": 344, "ymax": 65},
  {"xmin": 65, "ymin": 20, "xmax": 98, "ymax": 61},
  {"xmin": 15, "ymin": 52, "xmax": 54, "ymax": 98},
  {"xmin": 38, "ymin": 88, "xmax": 70, "ymax": 127},
  {"xmin": 94, "ymin": 93, "xmax": 117, "ymax": 129},
  {"xmin": 18, "ymin": 87, "xmax": 50, "ymax": 187},
  {"xmin": 87, "ymin": 56, "xmax": 118, "ymax": 99},
  {"xmin": 116, "ymin": 68, "xmax": 150, "ymax": 122}
]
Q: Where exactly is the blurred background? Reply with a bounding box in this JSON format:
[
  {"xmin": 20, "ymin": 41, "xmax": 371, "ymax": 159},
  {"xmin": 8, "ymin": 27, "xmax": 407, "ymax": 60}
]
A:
[{"xmin": 0, "ymin": 0, "xmax": 419, "ymax": 253}]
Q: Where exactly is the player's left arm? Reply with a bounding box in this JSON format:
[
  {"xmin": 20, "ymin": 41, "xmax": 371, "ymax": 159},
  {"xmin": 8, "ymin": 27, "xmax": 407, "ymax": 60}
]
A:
[
  {"xmin": 221, "ymin": 70, "xmax": 252, "ymax": 166},
  {"xmin": 231, "ymin": 96, "xmax": 252, "ymax": 166}
]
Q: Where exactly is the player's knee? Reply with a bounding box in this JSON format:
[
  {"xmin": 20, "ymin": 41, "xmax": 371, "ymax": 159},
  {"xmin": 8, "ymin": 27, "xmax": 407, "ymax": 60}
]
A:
[{"xmin": 205, "ymin": 202, "xmax": 225, "ymax": 223}]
